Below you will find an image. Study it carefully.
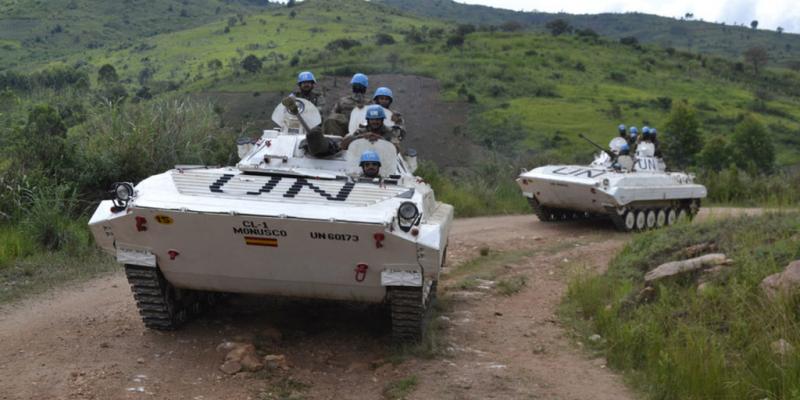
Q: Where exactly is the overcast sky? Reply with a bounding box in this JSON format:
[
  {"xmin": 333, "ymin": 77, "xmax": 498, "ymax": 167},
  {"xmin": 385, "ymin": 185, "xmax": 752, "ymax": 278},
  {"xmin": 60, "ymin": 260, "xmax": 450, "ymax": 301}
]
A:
[{"xmin": 457, "ymin": 0, "xmax": 800, "ymax": 33}]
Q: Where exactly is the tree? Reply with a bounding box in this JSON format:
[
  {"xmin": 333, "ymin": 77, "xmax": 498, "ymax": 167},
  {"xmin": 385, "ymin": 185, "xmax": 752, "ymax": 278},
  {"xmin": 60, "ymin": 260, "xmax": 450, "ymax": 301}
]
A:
[
  {"xmin": 697, "ymin": 135, "xmax": 730, "ymax": 172},
  {"xmin": 662, "ymin": 102, "xmax": 702, "ymax": 169},
  {"xmin": 500, "ymin": 21, "xmax": 523, "ymax": 32},
  {"xmin": 730, "ymin": 115, "xmax": 774, "ymax": 174},
  {"xmin": 743, "ymin": 46, "xmax": 768, "ymax": 74},
  {"xmin": 97, "ymin": 64, "xmax": 118, "ymax": 85},
  {"xmin": 240, "ymin": 54, "xmax": 262, "ymax": 73},
  {"xmin": 545, "ymin": 19, "xmax": 572, "ymax": 36},
  {"xmin": 446, "ymin": 34, "xmax": 465, "ymax": 48},
  {"xmin": 777, "ymin": 26, "xmax": 784, "ymax": 35},
  {"xmin": 287, "ymin": 0, "xmax": 296, "ymax": 7},
  {"xmin": 750, "ymin": 20, "xmax": 758, "ymax": 30}
]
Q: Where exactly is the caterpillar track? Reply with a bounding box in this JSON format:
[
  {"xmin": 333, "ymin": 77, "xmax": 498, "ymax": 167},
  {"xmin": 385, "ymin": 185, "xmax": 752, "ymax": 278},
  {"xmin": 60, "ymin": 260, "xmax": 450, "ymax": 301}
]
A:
[
  {"xmin": 125, "ymin": 265, "xmax": 216, "ymax": 330},
  {"xmin": 388, "ymin": 281, "xmax": 437, "ymax": 343},
  {"xmin": 527, "ymin": 198, "xmax": 598, "ymax": 222}
]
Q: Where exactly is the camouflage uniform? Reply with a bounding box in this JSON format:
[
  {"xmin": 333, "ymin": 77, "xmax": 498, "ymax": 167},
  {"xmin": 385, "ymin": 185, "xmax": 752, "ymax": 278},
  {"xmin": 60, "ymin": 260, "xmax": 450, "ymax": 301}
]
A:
[
  {"xmin": 341, "ymin": 124, "xmax": 400, "ymax": 151},
  {"xmin": 323, "ymin": 93, "xmax": 369, "ymax": 136},
  {"xmin": 291, "ymin": 89, "xmax": 327, "ymax": 114}
]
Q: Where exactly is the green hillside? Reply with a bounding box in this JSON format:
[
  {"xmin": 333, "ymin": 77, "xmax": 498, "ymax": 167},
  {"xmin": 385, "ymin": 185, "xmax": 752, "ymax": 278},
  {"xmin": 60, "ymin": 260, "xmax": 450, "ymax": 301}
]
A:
[
  {"xmin": 0, "ymin": 0, "xmax": 277, "ymax": 71},
  {"xmin": 376, "ymin": 0, "xmax": 800, "ymax": 68},
  {"xmin": 4, "ymin": 0, "xmax": 799, "ymax": 166}
]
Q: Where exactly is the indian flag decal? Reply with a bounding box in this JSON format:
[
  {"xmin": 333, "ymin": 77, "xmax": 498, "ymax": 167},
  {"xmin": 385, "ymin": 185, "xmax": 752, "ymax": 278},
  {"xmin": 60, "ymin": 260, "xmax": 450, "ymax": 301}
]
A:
[{"xmin": 244, "ymin": 236, "xmax": 278, "ymax": 247}]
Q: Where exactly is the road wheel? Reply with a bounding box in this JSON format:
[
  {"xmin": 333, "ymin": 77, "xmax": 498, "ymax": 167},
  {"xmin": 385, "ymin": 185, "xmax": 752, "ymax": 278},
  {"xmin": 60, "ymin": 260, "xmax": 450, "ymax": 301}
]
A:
[
  {"xmin": 666, "ymin": 208, "xmax": 677, "ymax": 225},
  {"xmin": 635, "ymin": 210, "xmax": 647, "ymax": 231},
  {"xmin": 623, "ymin": 210, "xmax": 636, "ymax": 232},
  {"xmin": 656, "ymin": 209, "xmax": 667, "ymax": 228},
  {"xmin": 677, "ymin": 208, "xmax": 689, "ymax": 222},
  {"xmin": 645, "ymin": 209, "xmax": 657, "ymax": 230}
]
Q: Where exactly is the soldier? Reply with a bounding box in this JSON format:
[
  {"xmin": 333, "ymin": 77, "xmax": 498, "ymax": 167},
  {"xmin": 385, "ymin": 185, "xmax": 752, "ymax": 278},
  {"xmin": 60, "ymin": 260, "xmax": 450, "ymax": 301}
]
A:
[
  {"xmin": 359, "ymin": 150, "xmax": 382, "ymax": 179},
  {"xmin": 372, "ymin": 86, "xmax": 406, "ymax": 141},
  {"xmin": 648, "ymin": 127, "xmax": 662, "ymax": 157},
  {"xmin": 291, "ymin": 71, "xmax": 326, "ymax": 112},
  {"xmin": 609, "ymin": 123, "xmax": 628, "ymax": 154},
  {"xmin": 323, "ymin": 73, "xmax": 369, "ymax": 136},
  {"xmin": 341, "ymin": 105, "xmax": 399, "ymax": 150}
]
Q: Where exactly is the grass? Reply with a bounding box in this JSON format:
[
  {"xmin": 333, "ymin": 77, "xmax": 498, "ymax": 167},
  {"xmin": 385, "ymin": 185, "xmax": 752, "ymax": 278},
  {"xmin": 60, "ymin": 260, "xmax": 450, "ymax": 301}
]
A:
[
  {"xmin": 256, "ymin": 377, "xmax": 311, "ymax": 400},
  {"xmin": 382, "ymin": 375, "xmax": 418, "ymax": 400},
  {"xmin": 0, "ymin": 225, "xmax": 37, "ymax": 268},
  {"xmin": 0, "ymin": 249, "xmax": 117, "ymax": 304},
  {"xmin": 561, "ymin": 211, "xmax": 800, "ymax": 399},
  {"xmin": 496, "ymin": 275, "xmax": 527, "ymax": 296}
]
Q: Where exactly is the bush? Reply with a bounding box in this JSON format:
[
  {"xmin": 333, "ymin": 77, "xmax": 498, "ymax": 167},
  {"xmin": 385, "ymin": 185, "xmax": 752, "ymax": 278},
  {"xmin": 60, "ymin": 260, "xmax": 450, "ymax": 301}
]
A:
[
  {"xmin": 608, "ymin": 71, "xmax": 627, "ymax": 82},
  {"xmin": 375, "ymin": 33, "xmax": 395, "ymax": 46},
  {"xmin": 325, "ymin": 38, "xmax": 361, "ymax": 51},
  {"xmin": 72, "ymin": 96, "xmax": 236, "ymax": 197},
  {"xmin": 240, "ymin": 54, "xmax": 263, "ymax": 73},
  {"xmin": 20, "ymin": 185, "xmax": 89, "ymax": 254}
]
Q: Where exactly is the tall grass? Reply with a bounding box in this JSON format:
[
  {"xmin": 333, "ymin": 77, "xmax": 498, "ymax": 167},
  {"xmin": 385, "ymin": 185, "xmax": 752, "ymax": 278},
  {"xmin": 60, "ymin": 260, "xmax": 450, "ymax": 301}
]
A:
[
  {"xmin": 700, "ymin": 167, "xmax": 800, "ymax": 206},
  {"xmin": 563, "ymin": 213, "xmax": 800, "ymax": 399},
  {"xmin": 72, "ymin": 96, "xmax": 237, "ymax": 197},
  {"xmin": 415, "ymin": 160, "xmax": 528, "ymax": 217}
]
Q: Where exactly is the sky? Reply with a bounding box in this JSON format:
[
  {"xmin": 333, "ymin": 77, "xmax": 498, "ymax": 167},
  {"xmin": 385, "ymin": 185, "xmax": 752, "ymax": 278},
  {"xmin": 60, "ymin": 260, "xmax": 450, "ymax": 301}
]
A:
[{"xmin": 456, "ymin": 0, "xmax": 800, "ymax": 34}]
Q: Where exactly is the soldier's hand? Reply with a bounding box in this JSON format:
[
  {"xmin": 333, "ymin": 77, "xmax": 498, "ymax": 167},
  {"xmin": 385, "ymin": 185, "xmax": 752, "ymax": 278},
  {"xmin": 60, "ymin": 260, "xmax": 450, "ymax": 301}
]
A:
[
  {"xmin": 281, "ymin": 97, "xmax": 299, "ymax": 114},
  {"xmin": 366, "ymin": 133, "xmax": 382, "ymax": 142},
  {"xmin": 391, "ymin": 114, "xmax": 400, "ymax": 123}
]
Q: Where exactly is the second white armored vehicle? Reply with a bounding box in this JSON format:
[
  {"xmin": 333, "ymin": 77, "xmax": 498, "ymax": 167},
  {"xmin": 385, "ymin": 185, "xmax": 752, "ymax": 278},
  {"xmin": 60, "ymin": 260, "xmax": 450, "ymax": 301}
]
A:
[
  {"xmin": 517, "ymin": 134, "xmax": 706, "ymax": 232},
  {"xmin": 88, "ymin": 99, "xmax": 453, "ymax": 342}
]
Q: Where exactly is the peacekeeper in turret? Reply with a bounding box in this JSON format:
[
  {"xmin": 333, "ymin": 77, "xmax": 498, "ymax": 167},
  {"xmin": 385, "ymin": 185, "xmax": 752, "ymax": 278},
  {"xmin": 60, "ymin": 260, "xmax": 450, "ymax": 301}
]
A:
[
  {"xmin": 359, "ymin": 150, "xmax": 382, "ymax": 179},
  {"xmin": 323, "ymin": 73, "xmax": 369, "ymax": 136},
  {"xmin": 291, "ymin": 71, "xmax": 326, "ymax": 113},
  {"xmin": 372, "ymin": 86, "xmax": 406, "ymax": 141},
  {"xmin": 609, "ymin": 123, "xmax": 628, "ymax": 154},
  {"xmin": 341, "ymin": 105, "xmax": 400, "ymax": 151}
]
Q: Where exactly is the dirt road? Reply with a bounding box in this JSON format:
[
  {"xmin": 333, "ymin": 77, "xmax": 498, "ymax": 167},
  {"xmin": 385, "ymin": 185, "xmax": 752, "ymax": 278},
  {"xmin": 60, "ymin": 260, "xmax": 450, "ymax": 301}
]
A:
[{"xmin": 0, "ymin": 210, "xmax": 746, "ymax": 399}]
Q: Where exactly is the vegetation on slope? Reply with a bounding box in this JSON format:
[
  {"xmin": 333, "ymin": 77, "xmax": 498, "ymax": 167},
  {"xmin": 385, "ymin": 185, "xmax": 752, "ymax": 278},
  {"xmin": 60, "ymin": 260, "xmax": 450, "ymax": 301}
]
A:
[
  {"xmin": 0, "ymin": 0, "xmax": 278, "ymax": 71},
  {"xmin": 563, "ymin": 212, "xmax": 800, "ymax": 399},
  {"xmin": 376, "ymin": 0, "xmax": 800, "ymax": 68}
]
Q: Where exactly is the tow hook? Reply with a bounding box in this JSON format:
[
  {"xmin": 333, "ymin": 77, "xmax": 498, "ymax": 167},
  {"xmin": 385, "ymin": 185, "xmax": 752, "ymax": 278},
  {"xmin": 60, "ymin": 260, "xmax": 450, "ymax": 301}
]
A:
[{"xmin": 354, "ymin": 264, "xmax": 369, "ymax": 282}]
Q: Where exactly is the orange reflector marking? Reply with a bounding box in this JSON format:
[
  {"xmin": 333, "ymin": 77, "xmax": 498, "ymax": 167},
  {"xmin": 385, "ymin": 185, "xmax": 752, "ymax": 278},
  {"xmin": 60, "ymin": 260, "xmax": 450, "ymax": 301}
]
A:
[{"xmin": 244, "ymin": 236, "xmax": 278, "ymax": 247}]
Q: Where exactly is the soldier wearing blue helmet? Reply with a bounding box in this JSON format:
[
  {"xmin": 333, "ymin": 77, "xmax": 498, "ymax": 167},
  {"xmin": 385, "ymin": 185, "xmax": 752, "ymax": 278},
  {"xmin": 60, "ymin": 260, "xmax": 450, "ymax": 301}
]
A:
[
  {"xmin": 324, "ymin": 73, "xmax": 370, "ymax": 136},
  {"xmin": 341, "ymin": 105, "xmax": 400, "ymax": 150},
  {"xmin": 359, "ymin": 150, "xmax": 382, "ymax": 178},
  {"xmin": 291, "ymin": 71, "xmax": 326, "ymax": 112},
  {"xmin": 373, "ymin": 86, "xmax": 406, "ymax": 141}
]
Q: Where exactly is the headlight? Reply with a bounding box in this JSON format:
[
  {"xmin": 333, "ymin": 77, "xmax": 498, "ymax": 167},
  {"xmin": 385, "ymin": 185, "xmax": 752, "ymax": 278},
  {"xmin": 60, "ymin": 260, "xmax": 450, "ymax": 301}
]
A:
[
  {"xmin": 115, "ymin": 183, "xmax": 133, "ymax": 201},
  {"xmin": 111, "ymin": 182, "xmax": 135, "ymax": 210},
  {"xmin": 398, "ymin": 202, "xmax": 419, "ymax": 221},
  {"xmin": 602, "ymin": 179, "xmax": 610, "ymax": 187}
]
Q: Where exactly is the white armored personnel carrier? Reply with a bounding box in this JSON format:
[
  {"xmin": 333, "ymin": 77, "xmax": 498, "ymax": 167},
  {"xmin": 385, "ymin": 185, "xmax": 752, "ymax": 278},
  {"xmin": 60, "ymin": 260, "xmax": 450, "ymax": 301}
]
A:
[
  {"xmin": 89, "ymin": 98, "xmax": 453, "ymax": 342},
  {"xmin": 517, "ymin": 134, "xmax": 706, "ymax": 232}
]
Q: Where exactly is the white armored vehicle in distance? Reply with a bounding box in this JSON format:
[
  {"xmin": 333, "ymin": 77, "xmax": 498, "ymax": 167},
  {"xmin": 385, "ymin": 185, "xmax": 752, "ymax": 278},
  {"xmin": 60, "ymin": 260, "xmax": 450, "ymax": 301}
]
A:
[
  {"xmin": 517, "ymin": 134, "xmax": 707, "ymax": 232},
  {"xmin": 88, "ymin": 98, "xmax": 453, "ymax": 342}
]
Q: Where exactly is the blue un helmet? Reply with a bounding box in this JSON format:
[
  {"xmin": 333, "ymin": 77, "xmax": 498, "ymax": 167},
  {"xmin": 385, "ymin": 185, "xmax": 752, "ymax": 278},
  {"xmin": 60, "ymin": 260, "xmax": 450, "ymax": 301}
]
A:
[
  {"xmin": 651, "ymin": 128, "xmax": 657, "ymax": 137},
  {"xmin": 620, "ymin": 143, "xmax": 630, "ymax": 155},
  {"xmin": 360, "ymin": 150, "xmax": 381, "ymax": 166},
  {"xmin": 642, "ymin": 126, "xmax": 651, "ymax": 135},
  {"xmin": 365, "ymin": 105, "xmax": 386, "ymax": 120},
  {"xmin": 618, "ymin": 123, "xmax": 626, "ymax": 132},
  {"xmin": 351, "ymin": 73, "xmax": 368, "ymax": 88},
  {"xmin": 373, "ymin": 86, "xmax": 393, "ymax": 100},
  {"xmin": 297, "ymin": 71, "xmax": 316, "ymax": 84},
  {"xmin": 629, "ymin": 126, "xmax": 638, "ymax": 141}
]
